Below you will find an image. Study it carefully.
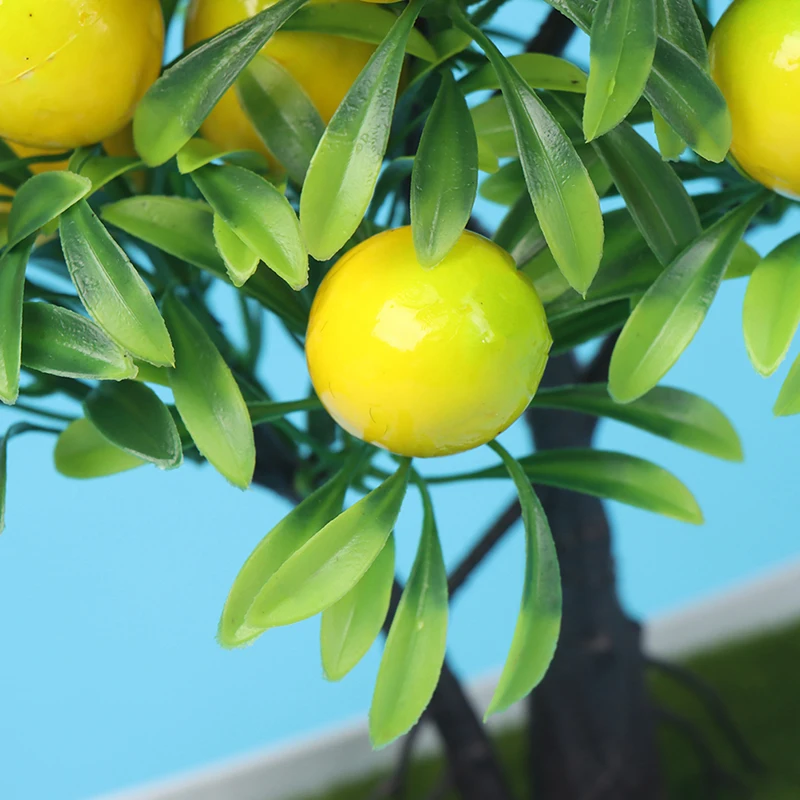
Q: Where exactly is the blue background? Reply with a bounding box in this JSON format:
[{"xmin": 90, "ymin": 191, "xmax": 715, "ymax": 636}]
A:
[{"xmin": 1, "ymin": 1, "xmax": 798, "ymax": 798}]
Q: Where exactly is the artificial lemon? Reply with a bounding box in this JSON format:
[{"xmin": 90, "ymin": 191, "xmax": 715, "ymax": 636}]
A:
[
  {"xmin": 185, "ymin": 0, "xmax": 377, "ymax": 162},
  {"xmin": 0, "ymin": 0, "xmax": 164, "ymax": 149},
  {"xmin": 710, "ymin": 0, "xmax": 800, "ymax": 197},
  {"xmin": 306, "ymin": 228, "xmax": 552, "ymax": 458}
]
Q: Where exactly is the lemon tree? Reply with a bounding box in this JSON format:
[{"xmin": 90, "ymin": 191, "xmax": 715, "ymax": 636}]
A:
[{"xmin": 0, "ymin": 0, "xmax": 796, "ymax": 797}]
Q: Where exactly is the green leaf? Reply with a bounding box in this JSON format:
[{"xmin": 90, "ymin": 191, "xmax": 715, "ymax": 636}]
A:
[
  {"xmin": 479, "ymin": 160, "xmax": 525, "ymax": 206},
  {"xmin": 609, "ymin": 193, "xmax": 766, "ymax": 403},
  {"xmin": 219, "ymin": 463, "xmax": 354, "ymax": 648},
  {"xmin": 163, "ymin": 294, "xmax": 255, "ymax": 489},
  {"xmin": 743, "ymin": 235, "xmax": 800, "ymax": 377},
  {"xmin": 550, "ymin": 299, "xmax": 630, "ymax": 353},
  {"xmin": 300, "ymin": 0, "xmax": 427, "ymax": 260},
  {"xmin": 652, "ymin": 107, "xmax": 686, "ymax": 161},
  {"xmin": 192, "ymin": 164, "xmax": 308, "ymax": 290},
  {"xmin": 476, "ymin": 137, "xmax": 499, "ymax": 174},
  {"xmin": 459, "ymin": 53, "xmax": 587, "ymax": 94},
  {"xmin": 55, "ymin": 418, "xmax": 146, "ymax": 479},
  {"xmin": 100, "ymin": 196, "xmax": 308, "ymax": 332},
  {"xmin": 531, "ymin": 384, "xmax": 743, "ymax": 461},
  {"xmin": 237, "ymin": 55, "xmax": 325, "ymax": 185},
  {"xmin": 411, "ymin": 74, "xmax": 478, "ymax": 267},
  {"xmin": 584, "ymin": 0, "xmax": 657, "ymax": 141},
  {"xmin": 322, "ymin": 534, "xmax": 395, "ymax": 682},
  {"xmin": 485, "ymin": 441, "xmax": 560, "ymax": 717},
  {"xmin": 0, "ymin": 240, "xmax": 34, "ymax": 404},
  {"xmin": 60, "ymin": 201, "xmax": 174, "ymax": 367},
  {"xmin": 248, "ymin": 397, "xmax": 322, "ymax": 425},
  {"xmin": 246, "ymin": 460, "xmax": 410, "ymax": 629},
  {"xmin": 175, "ymin": 139, "xmax": 270, "ymax": 175},
  {"xmin": 6, "ymin": 172, "xmax": 92, "ymax": 250},
  {"xmin": 657, "ymin": 0, "xmax": 709, "ymax": 67},
  {"xmin": 282, "ymin": 2, "xmax": 437, "ymax": 62},
  {"xmin": 84, "ymin": 381, "xmax": 183, "ymax": 469},
  {"xmin": 436, "ymin": 448, "xmax": 703, "ymax": 524},
  {"xmin": 213, "ymin": 214, "xmax": 260, "ymax": 287},
  {"xmin": 470, "ymin": 97, "xmax": 518, "ymax": 159},
  {"xmin": 775, "ymin": 352, "xmax": 800, "ymax": 417},
  {"xmin": 22, "ymin": 302, "xmax": 137, "ymax": 381},
  {"xmin": 133, "ymin": 0, "xmax": 309, "ymax": 166},
  {"xmin": 370, "ymin": 480, "xmax": 448, "ymax": 747},
  {"xmin": 73, "ymin": 156, "xmax": 143, "ymax": 193},
  {"xmin": 725, "ymin": 241, "xmax": 761, "ymax": 281},
  {"xmin": 466, "ymin": 25, "xmax": 603, "ymax": 294}
]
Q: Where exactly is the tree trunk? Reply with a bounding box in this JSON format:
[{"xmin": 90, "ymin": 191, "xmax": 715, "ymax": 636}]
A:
[{"xmin": 525, "ymin": 353, "xmax": 665, "ymax": 800}]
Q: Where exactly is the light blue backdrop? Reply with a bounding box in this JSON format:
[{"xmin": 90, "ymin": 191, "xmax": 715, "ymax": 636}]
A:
[{"xmin": 1, "ymin": 1, "xmax": 798, "ymax": 798}]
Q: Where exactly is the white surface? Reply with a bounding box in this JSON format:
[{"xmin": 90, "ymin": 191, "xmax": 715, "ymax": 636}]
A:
[{"xmin": 99, "ymin": 559, "xmax": 800, "ymax": 800}]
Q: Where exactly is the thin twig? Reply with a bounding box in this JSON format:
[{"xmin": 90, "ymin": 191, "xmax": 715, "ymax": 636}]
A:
[{"xmin": 648, "ymin": 657, "xmax": 765, "ymax": 774}]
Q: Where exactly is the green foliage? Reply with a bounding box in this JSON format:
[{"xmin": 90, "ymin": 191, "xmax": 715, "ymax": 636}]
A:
[
  {"xmin": 55, "ymin": 419, "xmax": 146, "ymax": 479},
  {"xmin": 0, "ymin": 241, "xmax": 33, "ymax": 404}
]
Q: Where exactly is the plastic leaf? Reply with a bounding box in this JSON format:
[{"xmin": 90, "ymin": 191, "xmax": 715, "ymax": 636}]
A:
[
  {"xmin": 192, "ymin": 164, "xmax": 308, "ymax": 290},
  {"xmin": 55, "ymin": 418, "xmax": 146, "ymax": 479},
  {"xmin": 743, "ymin": 234, "xmax": 800, "ymax": 377},
  {"xmin": 485, "ymin": 441, "xmax": 561, "ymax": 717},
  {"xmin": 219, "ymin": 463, "xmax": 355, "ymax": 648},
  {"xmin": 652, "ymin": 108, "xmax": 686, "ymax": 161},
  {"xmin": 237, "ymin": 56, "xmax": 325, "ymax": 185},
  {"xmin": 657, "ymin": 0, "xmax": 709, "ymax": 67},
  {"xmin": 0, "ymin": 239, "xmax": 34, "ymax": 404},
  {"xmin": 479, "ymin": 160, "xmax": 525, "ymax": 206},
  {"xmin": 246, "ymin": 460, "xmax": 410, "ymax": 629},
  {"xmin": 584, "ymin": 0, "xmax": 657, "ymax": 141},
  {"xmin": 84, "ymin": 381, "xmax": 183, "ymax": 469},
  {"xmin": 21, "ymin": 302, "xmax": 137, "ymax": 381},
  {"xmin": 370, "ymin": 483, "xmax": 448, "ymax": 746},
  {"xmin": 411, "ymin": 74, "xmax": 478, "ymax": 267},
  {"xmin": 531, "ymin": 384, "xmax": 743, "ymax": 461},
  {"xmin": 134, "ymin": 0, "xmax": 309, "ymax": 165},
  {"xmin": 175, "ymin": 139, "xmax": 270, "ymax": 175},
  {"xmin": 322, "ymin": 534, "xmax": 395, "ymax": 682},
  {"xmin": 300, "ymin": 0, "xmax": 427, "ymax": 260},
  {"xmin": 213, "ymin": 214, "xmax": 260, "ymax": 287},
  {"xmin": 60, "ymin": 201, "xmax": 174, "ymax": 367},
  {"xmin": 609, "ymin": 193, "xmax": 767, "ymax": 403},
  {"xmin": 163, "ymin": 294, "xmax": 255, "ymax": 489},
  {"xmin": 73, "ymin": 156, "xmax": 143, "ymax": 193},
  {"xmin": 775, "ymin": 353, "xmax": 800, "ymax": 417},
  {"xmin": 459, "ymin": 53, "xmax": 587, "ymax": 95},
  {"xmin": 6, "ymin": 172, "xmax": 91, "ymax": 249}
]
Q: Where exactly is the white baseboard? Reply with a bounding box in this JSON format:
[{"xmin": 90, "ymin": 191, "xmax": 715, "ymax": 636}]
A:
[{"xmin": 97, "ymin": 560, "xmax": 800, "ymax": 800}]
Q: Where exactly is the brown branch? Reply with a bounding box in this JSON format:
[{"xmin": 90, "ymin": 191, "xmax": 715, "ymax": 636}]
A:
[{"xmin": 526, "ymin": 8, "xmax": 577, "ymax": 55}]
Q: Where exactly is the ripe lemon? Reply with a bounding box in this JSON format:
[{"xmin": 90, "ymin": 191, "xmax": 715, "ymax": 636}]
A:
[
  {"xmin": 710, "ymin": 0, "xmax": 800, "ymax": 197},
  {"xmin": 185, "ymin": 0, "xmax": 378, "ymax": 163},
  {"xmin": 306, "ymin": 228, "xmax": 552, "ymax": 458},
  {"xmin": 0, "ymin": 0, "xmax": 164, "ymax": 149}
]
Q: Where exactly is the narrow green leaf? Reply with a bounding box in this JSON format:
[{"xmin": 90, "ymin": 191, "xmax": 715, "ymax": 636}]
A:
[
  {"xmin": 220, "ymin": 463, "xmax": 354, "ymax": 648},
  {"xmin": 584, "ymin": 0, "xmax": 657, "ymax": 141},
  {"xmin": 322, "ymin": 534, "xmax": 395, "ymax": 682},
  {"xmin": 459, "ymin": 53, "xmax": 587, "ymax": 94},
  {"xmin": 609, "ymin": 193, "xmax": 767, "ymax": 403},
  {"xmin": 246, "ymin": 460, "xmax": 410, "ymax": 629},
  {"xmin": 134, "ymin": 0, "xmax": 309, "ymax": 165},
  {"xmin": 775, "ymin": 352, "xmax": 800, "ymax": 417},
  {"xmin": 411, "ymin": 74, "xmax": 478, "ymax": 266},
  {"xmin": 0, "ymin": 240, "xmax": 34, "ymax": 404},
  {"xmin": 370, "ymin": 481, "xmax": 448, "ymax": 747},
  {"xmin": 192, "ymin": 165, "xmax": 308, "ymax": 290},
  {"xmin": 164, "ymin": 294, "xmax": 255, "ymax": 489},
  {"xmin": 725, "ymin": 241, "xmax": 761, "ymax": 281},
  {"xmin": 6, "ymin": 172, "xmax": 91, "ymax": 250},
  {"xmin": 652, "ymin": 107, "xmax": 686, "ymax": 161},
  {"xmin": 213, "ymin": 214, "xmax": 260, "ymax": 287},
  {"xmin": 22, "ymin": 302, "xmax": 137, "ymax": 381},
  {"xmin": 476, "ymin": 137, "xmax": 499, "ymax": 174},
  {"xmin": 479, "ymin": 160, "xmax": 525, "ymax": 206},
  {"xmin": 743, "ymin": 235, "xmax": 800, "ymax": 377},
  {"xmin": 60, "ymin": 201, "xmax": 174, "ymax": 367},
  {"xmin": 435, "ymin": 448, "xmax": 703, "ymax": 524},
  {"xmin": 248, "ymin": 397, "xmax": 323, "ymax": 425},
  {"xmin": 100, "ymin": 196, "xmax": 308, "ymax": 332},
  {"xmin": 657, "ymin": 0, "xmax": 709, "ymax": 67},
  {"xmin": 237, "ymin": 55, "xmax": 325, "ymax": 184},
  {"xmin": 462, "ymin": 21, "xmax": 603, "ymax": 294},
  {"xmin": 84, "ymin": 381, "xmax": 182, "ymax": 469},
  {"xmin": 550, "ymin": 299, "xmax": 629, "ymax": 353},
  {"xmin": 485, "ymin": 441, "xmax": 561, "ymax": 717},
  {"xmin": 531, "ymin": 384, "xmax": 743, "ymax": 461},
  {"xmin": 74, "ymin": 156, "xmax": 144, "ymax": 193},
  {"xmin": 282, "ymin": 3, "xmax": 437, "ymax": 61},
  {"xmin": 300, "ymin": 0, "xmax": 427, "ymax": 260},
  {"xmin": 175, "ymin": 139, "xmax": 270, "ymax": 175},
  {"xmin": 55, "ymin": 418, "xmax": 146, "ymax": 479}
]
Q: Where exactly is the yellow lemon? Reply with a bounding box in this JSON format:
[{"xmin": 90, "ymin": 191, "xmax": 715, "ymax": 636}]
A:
[
  {"xmin": 0, "ymin": 0, "xmax": 164, "ymax": 149},
  {"xmin": 710, "ymin": 0, "xmax": 800, "ymax": 197},
  {"xmin": 185, "ymin": 0, "xmax": 378, "ymax": 162},
  {"xmin": 306, "ymin": 228, "xmax": 552, "ymax": 458}
]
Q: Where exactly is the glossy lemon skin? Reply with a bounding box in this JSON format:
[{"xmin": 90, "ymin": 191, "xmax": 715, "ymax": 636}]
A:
[
  {"xmin": 185, "ymin": 0, "xmax": 377, "ymax": 161},
  {"xmin": 306, "ymin": 228, "xmax": 552, "ymax": 458},
  {"xmin": 710, "ymin": 0, "xmax": 800, "ymax": 197},
  {"xmin": 0, "ymin": 0, "xmax": 164, "ymax": 149}
]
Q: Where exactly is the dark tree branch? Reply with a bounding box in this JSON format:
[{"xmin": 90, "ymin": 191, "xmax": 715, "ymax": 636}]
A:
[
  {"xmin": 526, "ymin": 8, "xmax": 577, "ymax": 55},
  {"xmin": 367, "ymin": 723, "xmax": 424, "ymax": 800}
]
